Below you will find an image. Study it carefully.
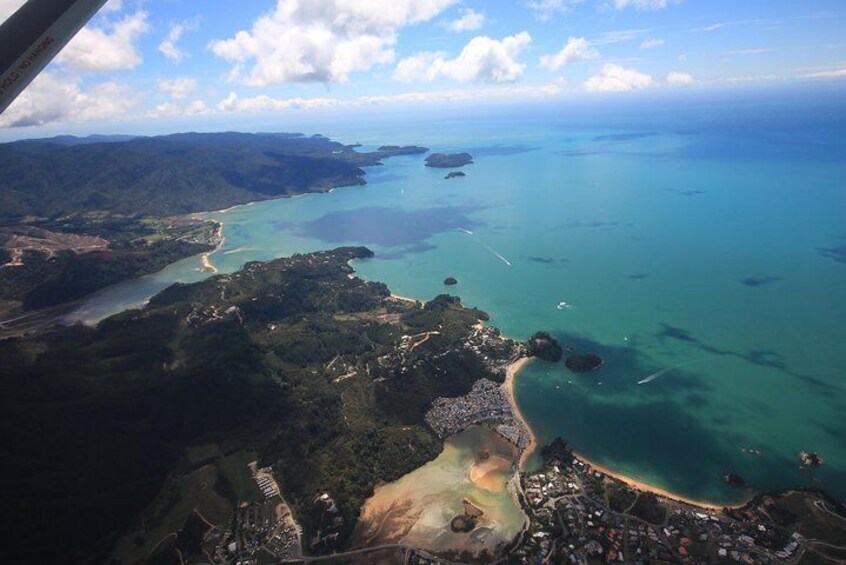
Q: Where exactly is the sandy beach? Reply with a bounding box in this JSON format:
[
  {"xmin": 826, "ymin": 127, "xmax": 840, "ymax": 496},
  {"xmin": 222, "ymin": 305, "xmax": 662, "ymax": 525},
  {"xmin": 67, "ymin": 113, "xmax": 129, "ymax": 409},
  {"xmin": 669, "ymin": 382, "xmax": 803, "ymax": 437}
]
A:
[
  {"xmin": 502, "ymin": 355, "xmax": 747, "ymax": 512},
  {"xmin": 504, "ymin": 356, "xmax": 536, "ymax": 470},
  {"xmin": 200, "ymin": 221, "xmax": 225, "ymax": 274},
  {"xmin": 389, "ymin": 293, "xmax": 423, "ymax": 304},
  {"xmin": 570, "ymin": 453, "xmax": 746, "ymax": 511}
]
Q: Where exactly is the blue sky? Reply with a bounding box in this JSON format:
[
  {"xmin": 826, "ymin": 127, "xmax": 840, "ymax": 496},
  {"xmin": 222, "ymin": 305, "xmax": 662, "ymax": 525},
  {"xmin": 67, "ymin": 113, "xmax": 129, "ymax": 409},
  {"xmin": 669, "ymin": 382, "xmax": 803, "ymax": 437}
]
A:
[{"xmin": 0, "ymin": 0, "xmax": 844, "ymax": 136}]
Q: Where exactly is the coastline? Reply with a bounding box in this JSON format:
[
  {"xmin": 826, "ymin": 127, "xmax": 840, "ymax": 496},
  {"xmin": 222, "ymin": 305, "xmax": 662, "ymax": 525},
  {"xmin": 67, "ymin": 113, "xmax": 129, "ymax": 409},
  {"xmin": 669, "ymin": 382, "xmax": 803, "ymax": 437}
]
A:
[
  {"xmin": 504, "ymin": 356, "xmax": 536, "ymax": 470},
  {"xmin": 389, "ymin": 292, "xmax": 423, "ymax": 304},
  {"xmin": 200, "ymin": 221, "xmax": 225, "ymax": 274},
  {"xmin": 501, "ymin": 354, "xmax": 747, "ymax": 512},
  {"xmin": 198, "ymin": 226, "xmax": 748, "ymax": 516},
  {"xmin": 570, "ymin": 452, "xmax": 747, "ymax": 511}
]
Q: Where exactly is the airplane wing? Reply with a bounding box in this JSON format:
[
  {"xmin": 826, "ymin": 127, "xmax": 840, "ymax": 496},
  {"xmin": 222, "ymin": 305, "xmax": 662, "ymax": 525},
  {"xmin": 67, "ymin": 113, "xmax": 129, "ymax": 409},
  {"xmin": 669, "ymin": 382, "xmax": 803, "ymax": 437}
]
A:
[{"xmin": 0, "ymin": 0, "xmax": 108, "ymax": 115}]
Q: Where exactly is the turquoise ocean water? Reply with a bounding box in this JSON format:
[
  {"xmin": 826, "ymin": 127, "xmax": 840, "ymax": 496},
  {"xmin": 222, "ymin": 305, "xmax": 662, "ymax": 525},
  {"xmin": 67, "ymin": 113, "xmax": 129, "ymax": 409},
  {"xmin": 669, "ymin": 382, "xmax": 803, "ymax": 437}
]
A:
[{"xmin": 67, "ymin": 85, "xmax": 846, "ymax": 503}]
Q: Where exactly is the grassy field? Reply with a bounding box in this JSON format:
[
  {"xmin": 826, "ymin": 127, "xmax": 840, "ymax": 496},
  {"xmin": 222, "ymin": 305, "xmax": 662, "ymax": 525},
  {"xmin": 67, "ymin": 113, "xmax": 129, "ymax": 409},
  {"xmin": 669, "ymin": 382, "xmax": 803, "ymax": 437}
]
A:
[{"xmin": 220, "ymin": 449, "xmax": 265, "ymax": 504}]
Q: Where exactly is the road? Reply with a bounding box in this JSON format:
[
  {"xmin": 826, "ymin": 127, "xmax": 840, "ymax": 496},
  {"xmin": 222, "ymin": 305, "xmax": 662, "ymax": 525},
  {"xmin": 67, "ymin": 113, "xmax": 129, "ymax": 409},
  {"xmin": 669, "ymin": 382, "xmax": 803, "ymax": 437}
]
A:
[{"xmin": 291, "ymin": 543, "xmax": 464, "ymax": 564}]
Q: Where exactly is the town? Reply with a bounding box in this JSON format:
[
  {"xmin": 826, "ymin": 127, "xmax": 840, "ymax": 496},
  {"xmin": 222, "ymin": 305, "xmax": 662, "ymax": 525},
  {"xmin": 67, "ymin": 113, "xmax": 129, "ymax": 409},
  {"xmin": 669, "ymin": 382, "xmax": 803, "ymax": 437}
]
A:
[
  {"xmin": 426, "ymin": 377, "xmax": 531, "ymax": 454},
  {"xmin": 206, "ymin": 464, "xmax": 302, "ymax": 565},
  {"xmin": 513, "ymin": 444, "xmax": 838, "ymax": 564}
]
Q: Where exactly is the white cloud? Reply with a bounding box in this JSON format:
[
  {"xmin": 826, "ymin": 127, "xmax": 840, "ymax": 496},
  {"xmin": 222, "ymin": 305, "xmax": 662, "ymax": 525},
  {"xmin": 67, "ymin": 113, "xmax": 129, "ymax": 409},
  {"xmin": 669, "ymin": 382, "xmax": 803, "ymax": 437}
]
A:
[
  {"xmin": 640, "ymin": 38, "xmax": 664, "ymax": 49},
  {"xmin": 691, "ymin": 19, "xmax": 771, "ymax": 33},
  {"xmin": 217, "ymin": 92, "xmax": 343, "ymax": 113},
  {"xmin": 149, "ymin": 99, "xmax": 210, "ymax": 118},
  {"xmin": 527, "ymin": 0, "xmax": 584, "ymax": 21},
  {"xmin": 802, "ymin": 68, "xmax": 846, "ymax": 79},
  {"xmin": 540, "ymin": 37, "xmax": 597, "ymax": 71},
  {"xmin": 592, "ymin": 28, "xmax": 651, "ymax": 45},
  {"xmin": 447, "ymin": 8, "xmax": 484, "ymax": 32},
  {"xmin": 584, "ymin": 63, "xmax": 655, "ymax": 92},
  {"xmin": 157, "ymin": 77, "xmax": 198, "ymax": 99},
  {"xmin": 158, "ymin": 18, "xmax": 199, "ymax": 63},
  {"xmin": 727, "ymin": 48, "xmax": 771, "ymax": 55},
  {"xmin": 614, "ymin": 0, "xmax": 669, "ymax": 10},
  {"xmin": 218, "ymin": 82, "xmax": 561, "ymax": 113},
  {"xmin": 666, "ymin": 71, "xmax": 693, "ymax": 86},
  {"xmin": 209, "ymin": 0, "xmax": 456, "ymax": 85},
  {"xmin": 0, "ymin": 72, "xmax": 142, "ymax": 128},
  {"xmin": 361, "ymin": 82, "xmax": 561, "ymax": 104},
  {"xmin": 393, "ymin": 32, "xmax": 532, "ymax": 83},
  {"xmin": 56, "ymin": 11, "xmax": 149, "ymax": 72},
  {"xmin": 102, "ymin": 0, "xmax": 123, "ymax": 13},
  {"xmin": 393, "ymin": 52, "xmax": 447, "ymax": 82}
]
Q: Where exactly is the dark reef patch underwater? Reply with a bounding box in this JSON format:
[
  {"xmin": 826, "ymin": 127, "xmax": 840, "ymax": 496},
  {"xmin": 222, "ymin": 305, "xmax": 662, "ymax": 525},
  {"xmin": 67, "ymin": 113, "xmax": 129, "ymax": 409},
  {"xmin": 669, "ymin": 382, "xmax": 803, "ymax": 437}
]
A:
[{"xmin": 274, "ymin": 205, "xmax": 481, "ymax": 258}]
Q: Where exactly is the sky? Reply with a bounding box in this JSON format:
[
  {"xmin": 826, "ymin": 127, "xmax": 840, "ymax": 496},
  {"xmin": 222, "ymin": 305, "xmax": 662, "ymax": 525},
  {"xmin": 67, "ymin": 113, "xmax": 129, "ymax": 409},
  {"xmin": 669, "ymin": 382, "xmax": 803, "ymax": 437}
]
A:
[{"xmin": 0, "ymin": 0, "xmax": 844, "ymax": 136}]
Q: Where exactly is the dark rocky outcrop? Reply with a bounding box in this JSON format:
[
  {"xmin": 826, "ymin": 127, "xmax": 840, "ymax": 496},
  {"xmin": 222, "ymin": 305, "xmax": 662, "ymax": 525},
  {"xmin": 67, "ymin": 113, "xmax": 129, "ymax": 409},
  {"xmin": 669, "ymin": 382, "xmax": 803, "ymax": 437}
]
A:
[
  {"xmin": 527, "ymin": 331, "xmax": 563, "ymax": 362},
  {"xmin": 724, "ymin": 473, "xmax": 748, "ymax": 488},
  {"xmin": 450, "ymin": 514, "xmax": 476, "ymax": 533},
  {"xmin": 565, "ymin": 353, "xmax": 603, "ymax": 372},
  {"xmin": 445, "ymin": 171, "xmax": 466, "ymax": 179},
  {"xmin": 800, "ymin": 451, "xmax": 824, "ymax": 468},
  {"xmin": 444, "ymin": 277, "xmax": 458, "ymax": 286}
]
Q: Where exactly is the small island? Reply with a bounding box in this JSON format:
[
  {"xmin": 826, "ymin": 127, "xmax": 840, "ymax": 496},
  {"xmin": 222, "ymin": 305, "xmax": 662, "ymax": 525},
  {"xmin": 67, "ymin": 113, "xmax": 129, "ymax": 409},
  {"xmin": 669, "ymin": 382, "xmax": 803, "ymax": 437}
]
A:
[
  {"xmin": 425, "ymin": 152, "xmax": 474, "ymax": 168},
  {"xmin": 444, "ymin": 277, "xmax": 458, "ymax": 286},
  {"xmin": 724, "ymin": 473, "xmax": 748, "ymax": 488},
  {"xmin": 527, "ymin": 331, "xmax": 563, "ymax": 362},
  {"xmin": 450, "ymin": 499, "xmax": 484, "ymax": 533},
  {"xmin": 444, "ymin": 171, "xmax": 466, "ymax": 179},
  {"xmin": 376, "ymin": 145, "xmax": 429, "ymax": 157},
  {"xmin": 565, "ymin": 353, "xmax": 604, "ymax": 372},
  {"xmin": 800, "ymin": 451, "xmax": 824, "ymax": 468}
]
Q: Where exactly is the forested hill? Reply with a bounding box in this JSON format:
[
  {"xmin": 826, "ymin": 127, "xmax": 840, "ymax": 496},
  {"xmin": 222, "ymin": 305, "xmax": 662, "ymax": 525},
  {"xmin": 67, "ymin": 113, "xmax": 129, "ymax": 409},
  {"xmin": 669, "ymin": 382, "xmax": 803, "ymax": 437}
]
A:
[
  {"xmin": 0, "ymin": 246, "xmax": 519, "ymax": 563},
  {"xmin": 0, "ymin": 132, "xmax": 428, "ymax": 220}
]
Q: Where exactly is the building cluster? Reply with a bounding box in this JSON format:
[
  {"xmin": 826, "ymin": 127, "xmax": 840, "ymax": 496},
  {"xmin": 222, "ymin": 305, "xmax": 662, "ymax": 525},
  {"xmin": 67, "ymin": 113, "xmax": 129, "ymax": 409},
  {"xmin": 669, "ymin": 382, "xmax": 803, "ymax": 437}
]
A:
[
  {"xmin": 254, "ymin": 467, "xmax": 280, "ymax": 499},
  {"xmin": 186, "ymin": 303, "xmax": 243, "ymax": 326},
  {"xmin": 513, "ymin": 455, "xmax": 812, "ymax": 564},
  {"xmin": 461, "ymin": 324, "xmax": 525, "ymax": 377},
  {"xmin": 208, "ymin": 466, "xmax": 301, "ymax": 564},
  {"xmin": 425, "ymin": 378, "xmax": 530, "ymax": 453}
]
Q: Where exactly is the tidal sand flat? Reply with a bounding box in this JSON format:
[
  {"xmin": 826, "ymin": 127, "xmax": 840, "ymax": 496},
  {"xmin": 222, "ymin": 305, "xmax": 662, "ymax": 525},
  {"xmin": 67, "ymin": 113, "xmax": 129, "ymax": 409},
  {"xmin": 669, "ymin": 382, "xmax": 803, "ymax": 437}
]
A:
[{"xmin": 352, "ymin": 426, "xmax": 524, "ymax": 556}]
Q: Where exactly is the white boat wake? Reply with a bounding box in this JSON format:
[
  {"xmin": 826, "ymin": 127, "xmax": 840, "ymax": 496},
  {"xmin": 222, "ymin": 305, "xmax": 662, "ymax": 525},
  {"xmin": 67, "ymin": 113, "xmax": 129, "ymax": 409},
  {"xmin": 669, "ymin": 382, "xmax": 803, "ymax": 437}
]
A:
[
  {"xmin": 458, "ymin": 228, "xmax": 511, "ymax": 267},
  {"xmin": 638, "ymin": 358, "xmax": 709, "ymax": 385},
  {"xmin": 223, "ymin": 246, "xmax": 252, "ymax": 255}
]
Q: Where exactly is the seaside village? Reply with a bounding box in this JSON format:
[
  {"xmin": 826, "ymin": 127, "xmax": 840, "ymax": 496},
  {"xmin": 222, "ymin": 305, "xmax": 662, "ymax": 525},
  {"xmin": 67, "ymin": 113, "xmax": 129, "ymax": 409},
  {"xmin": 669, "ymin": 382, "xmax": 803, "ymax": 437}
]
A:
[
  {"xmin": 419, "ymin": 354, "xmax": 831, "ymax": 564},
  {"xmin": 206, "ymin": 464, "xmax": 302, "ymax": 564},
  {"xmin": 512, "ymin": 453, "xmax": 817, "ymax": 565},
  {"xmin": 203, "ymin": 319, "xmax": 842, "ymax": 565}
]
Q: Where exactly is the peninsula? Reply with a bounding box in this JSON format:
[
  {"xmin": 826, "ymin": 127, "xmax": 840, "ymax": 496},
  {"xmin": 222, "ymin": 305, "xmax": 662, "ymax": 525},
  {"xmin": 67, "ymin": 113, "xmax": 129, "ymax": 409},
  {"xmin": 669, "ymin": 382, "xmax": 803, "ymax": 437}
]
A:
[
  {"xmin": 0, "ymin": 247, "xmax": 528, "ymax": 563},
  {"xmin": 0, "ymin": 132, "xmax": 430, "ymax": 331}
]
